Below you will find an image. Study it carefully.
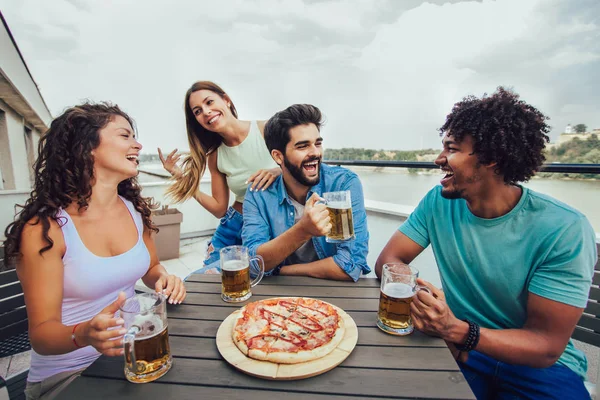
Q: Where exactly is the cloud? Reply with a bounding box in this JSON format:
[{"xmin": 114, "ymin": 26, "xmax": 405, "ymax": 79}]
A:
[
  {"xmin": 1, "ymin": 0, "xmax": 598, "ymax": 153},
  {"xmin": 350, "ymin": 0, "xmax": 600, "ymax": 148}
]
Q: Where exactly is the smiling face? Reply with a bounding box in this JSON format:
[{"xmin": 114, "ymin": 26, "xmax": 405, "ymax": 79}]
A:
[
  {"xmin": 188, "ymin": 89, "xmax": 234, "ymax": 132},
  {"xmin": 435, "ymin": 133, "xmax": 486, "ymax": 200},
  {"xmin": 92, "ymin": 115, "xmax": 142, "ymax": 181},
  {"xmin": 274, "ymin": 123, "xmax": 323, "ymax": 187}
]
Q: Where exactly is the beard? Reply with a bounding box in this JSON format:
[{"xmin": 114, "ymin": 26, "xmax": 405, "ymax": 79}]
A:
[
  {"xmin": 440, "ymin": 170, "xmax": 481, "ymax": 200},
  {"xmin": 440, "ymin": 187, "xmax": 463, "ymax": 199},
  {"xmin": 284, "ymin": 156, "xmax": 321, "ymax": 187}
]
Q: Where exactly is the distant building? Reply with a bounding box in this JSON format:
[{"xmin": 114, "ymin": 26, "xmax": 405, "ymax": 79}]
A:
[
  {"xmin": 0, "ymin": 13, "xmax": 51, "ymax": 191},
  {"xmin": 565, "ymin": 124, "xmax": 573, "ymax": 134}
]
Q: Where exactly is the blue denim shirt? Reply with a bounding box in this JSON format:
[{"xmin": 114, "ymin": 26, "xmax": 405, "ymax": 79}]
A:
[{"xmin": 242, "ymin": 164, "xmax": 370, "ymax": 281}]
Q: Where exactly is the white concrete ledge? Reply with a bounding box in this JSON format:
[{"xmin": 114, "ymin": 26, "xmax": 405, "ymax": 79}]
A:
[{"xmin": 365, "ymin": 199, "xmax": 414, "ymax": 218}]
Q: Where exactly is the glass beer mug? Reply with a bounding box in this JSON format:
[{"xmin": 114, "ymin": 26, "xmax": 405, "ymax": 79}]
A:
[
  {"xmin": 121, "ymin": 292, "xmax": 172, "ymax": 383},
  {"xmin": 321, "ymin": 191, "xmax": 355, "ymax": 243},
  {"xmin": 377, "ymin": 263, "xmax": 431, "ymax": 336},
  {"xmin": 220, "ymin": 245, "xmax": 265, "ymax": 303}
]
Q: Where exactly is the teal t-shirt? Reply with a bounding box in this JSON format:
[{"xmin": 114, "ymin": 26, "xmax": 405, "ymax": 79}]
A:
[{"xmin": 399, "ymin": 185, "xmax": 597, "ymax": 379}]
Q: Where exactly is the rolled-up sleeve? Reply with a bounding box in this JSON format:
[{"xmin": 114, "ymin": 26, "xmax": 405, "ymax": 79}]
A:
[{"xmin": 331, "ymin": 174, "xmax": 370, "ymax": 281}]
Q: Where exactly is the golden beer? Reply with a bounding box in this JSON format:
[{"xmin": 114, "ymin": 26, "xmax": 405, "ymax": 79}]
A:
[
  {"xmin": 221, "ymin": 260, "xmax": 251, "ymax": 302},
  {"xmin": 377, "ymin": 282, "xmax": 415, "ymax": 335},
  {"xmin": 326, "ymin": 204, "xmax": 355, "ymax": 242},
  {"xmin": 124, "ymin": 324, "xmax": 172, "ymax": 383}
]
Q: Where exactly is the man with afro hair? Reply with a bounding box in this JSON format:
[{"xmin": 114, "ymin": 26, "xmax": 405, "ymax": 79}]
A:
[{"xmin": 376, "ymin": 87, "xmax": 596, "ymax": 399}]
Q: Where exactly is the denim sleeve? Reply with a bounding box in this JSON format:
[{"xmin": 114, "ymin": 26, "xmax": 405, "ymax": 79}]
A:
[
  {"xmin": 242, "ymin": 190, "xmax": 273, "ymax": 263},
  {"xmin": 332, "ymin": 174, "xmax": 371, "ymax": 282}
]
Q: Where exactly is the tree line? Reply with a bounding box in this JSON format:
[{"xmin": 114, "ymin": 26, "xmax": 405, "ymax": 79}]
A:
[
  {"xmin": 572, "ymin": 124, "xmax": 588, "ymax": 133},
  {"xmin": 139, "ymin": 136, "xmax": 599, "ymax": 180},
  {"xmin": 323, "ymin": 148, "xmax": 438, "ymax": 162},
  {"xmin": 540, "ymin": 134, "xmax": 600, "ymax": 179},
  {"xmin": 323, "ymin": 135, "xmax": 599, "ymax": 180}
]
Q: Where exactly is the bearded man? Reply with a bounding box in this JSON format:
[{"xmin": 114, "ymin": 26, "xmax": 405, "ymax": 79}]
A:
[{"xmin": 242, "ymin": 104, "xmax": 370, "ymax": 281}]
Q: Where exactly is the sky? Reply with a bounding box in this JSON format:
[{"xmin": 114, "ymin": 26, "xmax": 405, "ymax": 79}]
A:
[{"xmin": 2, "ymin": 0, "xmax": 599, "ymax": 153}]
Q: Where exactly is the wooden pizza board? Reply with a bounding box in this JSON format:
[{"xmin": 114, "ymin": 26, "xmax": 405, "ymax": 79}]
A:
[{"xmin": 216, "ymin": 299, "xmax": 358, "ymax": 380}]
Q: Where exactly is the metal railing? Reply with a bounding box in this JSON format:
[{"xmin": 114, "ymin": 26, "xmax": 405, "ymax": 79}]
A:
[{"xmin": 324, "ymin": 160, "xmax": 600, "ymax": 174}]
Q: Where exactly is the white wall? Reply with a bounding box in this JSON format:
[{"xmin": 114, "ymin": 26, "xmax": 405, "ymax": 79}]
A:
[
  {"xmin": 0, "ymin": 22, "xmax": 52, "ymax": 125},
  {"xmin": 0, "ymin": 188, "xmax": 29, "ymax": 241},
  {"xmin": 4, "ymin": 104, "xmax": 30, "ymax": 189},
  {"xmin": 0, "ymin": 109, "xmax": 12, "ymax": 189},
  {"xmin": 0, "ymin": 100, "xmax": 42, "ymax": 190}
]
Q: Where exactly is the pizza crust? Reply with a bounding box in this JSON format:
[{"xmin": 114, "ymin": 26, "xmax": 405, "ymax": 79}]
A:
[{"xmin": 231, "ymin": 297, "xmax": 345, "ymax": 364}]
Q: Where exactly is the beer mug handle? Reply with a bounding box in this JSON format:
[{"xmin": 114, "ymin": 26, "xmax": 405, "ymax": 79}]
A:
[
  {"xmin": 249, "ymin": 255, "xmax": 265, "ymax": 287},
  {"xmin": 124, "ymin": 327, "xmax": 142, "ymax": 373}
]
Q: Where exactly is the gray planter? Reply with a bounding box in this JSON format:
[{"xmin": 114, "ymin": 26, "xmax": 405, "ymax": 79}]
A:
[{"xmin": 152, "ymin": 206, "xmax": 183, "ymax": 261}]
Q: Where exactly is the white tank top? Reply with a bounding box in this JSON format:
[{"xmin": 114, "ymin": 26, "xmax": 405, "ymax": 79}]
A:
[
  {"xmin": 28, "ymin": 196, "xmax": 151, "ymax": 382},
  {"xmin": 217, "ymin": 121, "xmax": 278, "ymax": 203}
]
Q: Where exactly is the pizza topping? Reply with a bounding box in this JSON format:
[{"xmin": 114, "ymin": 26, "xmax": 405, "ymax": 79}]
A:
[
  {"xmin": 288, "ymin": 312, "xmax": 324, "ymax": 332},
  {"xmin": 233, "ymin": 297, "xmax": 344, "ymax": 363},
  {"xmin": 296, "ymin": 301, "xmax": 331, "ymax": 318}
]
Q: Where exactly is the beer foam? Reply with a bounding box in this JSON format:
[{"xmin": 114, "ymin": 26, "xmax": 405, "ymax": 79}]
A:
[
  {"xmin": 222, "ymin": 260, "xmax": 248, "ymax": 272},
  {"xmin": 326, "ymin": 201, "xmax": 350, "ymax": 209},
  {"xmin": 382, "ymin": 282, "xmax": 414, "ymax": 298},
  {"xmin": 132, "ymin": 314, "xmax": 165, "ymax": 339}
]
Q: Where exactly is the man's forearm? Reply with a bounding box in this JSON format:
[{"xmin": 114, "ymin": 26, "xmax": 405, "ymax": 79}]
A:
[
  {"xmin": 280, "ymin": 257, "xmax": 352, "ymax": 281},
  {"xmin": 256, "ymin": 224, "xmax": 312, "ymax": 270},
  {"xmin": 444, "ymin": 322, "xmax": 565, "ymax": 368}
]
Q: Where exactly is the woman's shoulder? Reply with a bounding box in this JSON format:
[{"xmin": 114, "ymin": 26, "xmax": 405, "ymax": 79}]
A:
[
  {"xmin": 20, "ymin": 214, "xmax": 66, "ymax": 256},
  {"xmin": 21, "ymin": 214, "xmax": 63, "ymax": 236}
]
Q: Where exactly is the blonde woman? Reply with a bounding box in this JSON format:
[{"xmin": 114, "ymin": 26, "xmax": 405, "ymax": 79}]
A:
[{"xmin": 158, "ymin": 81, "xmax": 279, "ymax": 273}]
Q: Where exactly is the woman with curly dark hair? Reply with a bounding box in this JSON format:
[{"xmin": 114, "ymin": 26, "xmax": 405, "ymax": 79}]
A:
[
  {"xmin": 3, "ymin": 102, "xmax": 187, "ymax": 399},
  {"xmin": 376, "ymin": 87, "xmax": 595, "ymax": 399}
]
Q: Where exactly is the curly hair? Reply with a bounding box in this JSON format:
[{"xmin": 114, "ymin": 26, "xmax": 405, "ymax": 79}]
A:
[
  {"xmin": 439, "ymin": 87, "xmax": 550, "ymax": 184},
  {"xmin": 3, "ymin": 102, "xmax": 158, "ymax": 266}
]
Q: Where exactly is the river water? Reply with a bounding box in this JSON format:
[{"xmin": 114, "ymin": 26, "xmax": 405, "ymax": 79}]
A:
[
  {"xmin": 353, "ymin": 167, "xmax": 600, "ymax": 233},
  {"xmin": 138, "ymin": 163, "xmax": 600, "ymax": 233}
]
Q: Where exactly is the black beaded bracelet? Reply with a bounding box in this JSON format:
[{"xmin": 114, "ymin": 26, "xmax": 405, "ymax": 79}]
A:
[{"xmin": 454, "ymin": 320, "xmax": 480, "ymax": 352}]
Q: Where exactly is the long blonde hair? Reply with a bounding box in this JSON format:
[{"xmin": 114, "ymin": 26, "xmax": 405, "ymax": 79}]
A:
[{"xmin": 166, "ymin": 81, "xmax": 238, "ymax": 202}]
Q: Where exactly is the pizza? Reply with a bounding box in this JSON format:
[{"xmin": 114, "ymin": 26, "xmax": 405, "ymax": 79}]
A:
[{"xmin": 232, "ymin": 297, "xmax": 345, "ymax": 364}]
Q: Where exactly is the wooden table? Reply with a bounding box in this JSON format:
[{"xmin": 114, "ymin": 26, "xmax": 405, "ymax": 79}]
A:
[{"xmin": 58, "ymin": 275, "xmax": 474, "ymax": 399}]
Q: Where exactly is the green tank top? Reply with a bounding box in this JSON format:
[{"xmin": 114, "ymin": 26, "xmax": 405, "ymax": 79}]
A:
[{"xmin": 217, "ymin": 121, "xmax": 278, "ymax": 203}]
